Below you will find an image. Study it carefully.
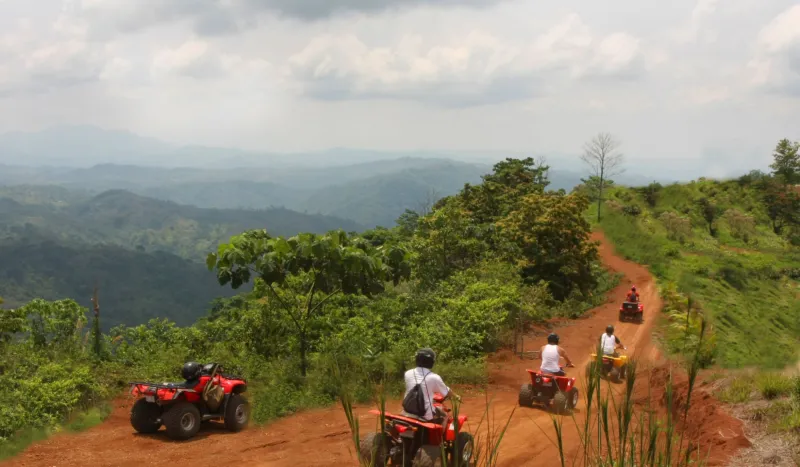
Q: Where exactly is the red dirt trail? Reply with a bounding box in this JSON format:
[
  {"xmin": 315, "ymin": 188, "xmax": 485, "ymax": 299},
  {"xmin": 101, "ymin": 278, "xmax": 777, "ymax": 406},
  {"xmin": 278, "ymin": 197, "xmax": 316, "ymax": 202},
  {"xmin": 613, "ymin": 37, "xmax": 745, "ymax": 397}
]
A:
[{"xmin": 2, "ymin": 232, "xmax": 749, "ymax": 466}]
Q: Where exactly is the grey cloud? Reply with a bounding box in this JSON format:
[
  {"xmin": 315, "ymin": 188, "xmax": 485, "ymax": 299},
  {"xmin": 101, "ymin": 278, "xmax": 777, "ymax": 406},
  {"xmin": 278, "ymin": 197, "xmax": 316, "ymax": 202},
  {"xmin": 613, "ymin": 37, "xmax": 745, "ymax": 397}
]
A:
[
  {"xmin": 81, "ymin": 0, "xmax": 509, "ymax": 37},
  {"xmin": 245, "ymin": 0, "xmax": 510, "ymax": 21}
]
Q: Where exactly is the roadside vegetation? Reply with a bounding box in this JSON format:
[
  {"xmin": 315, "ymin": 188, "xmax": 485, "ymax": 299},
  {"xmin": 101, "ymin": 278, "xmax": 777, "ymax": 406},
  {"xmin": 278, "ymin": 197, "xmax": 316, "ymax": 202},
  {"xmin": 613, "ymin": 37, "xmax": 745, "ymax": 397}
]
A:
[{"xmin": 0, "ymin": 157, "xmax": 612, "ymax": 457}]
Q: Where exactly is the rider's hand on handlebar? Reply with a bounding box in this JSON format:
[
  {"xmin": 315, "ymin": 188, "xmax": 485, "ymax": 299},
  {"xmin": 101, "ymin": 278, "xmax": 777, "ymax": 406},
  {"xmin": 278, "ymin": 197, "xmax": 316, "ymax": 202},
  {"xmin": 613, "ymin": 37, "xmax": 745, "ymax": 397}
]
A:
[{"xmin": 566, "ymin": 363, "xmax": 575, "ymax": 368}]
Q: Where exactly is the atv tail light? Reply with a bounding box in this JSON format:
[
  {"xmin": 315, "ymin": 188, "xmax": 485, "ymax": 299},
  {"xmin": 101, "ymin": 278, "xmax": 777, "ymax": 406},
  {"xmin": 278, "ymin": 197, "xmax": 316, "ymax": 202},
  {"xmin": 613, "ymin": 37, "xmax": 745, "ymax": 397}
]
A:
[{"xmin": 542, "ymin": 377, "xmax": 551, "ymax": 383}]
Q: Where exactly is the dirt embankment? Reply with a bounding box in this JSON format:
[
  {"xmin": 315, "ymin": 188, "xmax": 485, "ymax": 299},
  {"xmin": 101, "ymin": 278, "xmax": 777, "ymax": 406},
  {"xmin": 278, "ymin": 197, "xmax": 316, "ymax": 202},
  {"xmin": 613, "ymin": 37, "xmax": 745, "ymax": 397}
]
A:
[{"xmin": 1, "ymin": 232, "xmax": 749, "ymax": 467}]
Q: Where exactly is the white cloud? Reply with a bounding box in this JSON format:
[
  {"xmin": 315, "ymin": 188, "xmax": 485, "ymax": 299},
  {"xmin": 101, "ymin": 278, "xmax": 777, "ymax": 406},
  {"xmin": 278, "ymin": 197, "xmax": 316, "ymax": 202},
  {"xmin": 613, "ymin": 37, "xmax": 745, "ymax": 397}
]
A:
[
  {"xmin": 749, "ymin": 5, "xmax": 800, "ymax": 95},
  {"xmin": 286, "ymin": 14, "xmax": 646, "ymax": 105}
]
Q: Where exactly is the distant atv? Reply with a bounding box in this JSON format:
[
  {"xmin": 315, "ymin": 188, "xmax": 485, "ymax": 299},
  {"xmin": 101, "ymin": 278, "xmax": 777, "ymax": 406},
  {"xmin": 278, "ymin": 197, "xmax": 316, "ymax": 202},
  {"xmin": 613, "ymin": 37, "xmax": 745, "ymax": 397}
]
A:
[
  {"xmin": 586, "ymin": 351, "xmax": 629, "ymax": 384},
  {"xmin": 129, "ymin": 362, "xmax": 249, "ymax": 440},
  {"xmin": 518, "ymin": 366, "xmax": 579, "ymax": 414},
  {"xmin": 619, "ymin": 301, "xmax": 644, "ymax": 323},
  {"xmin": 359, "ymin": 393, "xmax": 474, "ymax": 466}
]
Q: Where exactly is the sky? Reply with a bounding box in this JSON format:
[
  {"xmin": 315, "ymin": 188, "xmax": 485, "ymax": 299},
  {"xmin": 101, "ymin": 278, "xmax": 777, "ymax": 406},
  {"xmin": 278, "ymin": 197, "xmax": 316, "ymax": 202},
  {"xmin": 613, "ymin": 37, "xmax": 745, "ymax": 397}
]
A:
[{"xmin": 0, "ymin": 0, "xmax": 799, "ymax": 177}]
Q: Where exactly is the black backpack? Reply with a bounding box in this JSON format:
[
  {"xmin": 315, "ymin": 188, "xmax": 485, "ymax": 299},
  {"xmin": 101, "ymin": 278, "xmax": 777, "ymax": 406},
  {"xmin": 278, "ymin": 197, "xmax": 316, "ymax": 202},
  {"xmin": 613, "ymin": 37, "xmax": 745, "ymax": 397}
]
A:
[{"xmin": 402, "ymin": 371, "xmax": 430, "ymax": 417}]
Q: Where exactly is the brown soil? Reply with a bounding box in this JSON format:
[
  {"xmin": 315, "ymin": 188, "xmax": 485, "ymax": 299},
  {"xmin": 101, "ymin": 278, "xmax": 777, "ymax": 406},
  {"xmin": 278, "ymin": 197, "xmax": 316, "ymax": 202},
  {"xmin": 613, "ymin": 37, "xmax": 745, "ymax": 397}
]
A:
[{"xmin": 1, "ymin": 231, "xmax": 749, "ymax": 467}]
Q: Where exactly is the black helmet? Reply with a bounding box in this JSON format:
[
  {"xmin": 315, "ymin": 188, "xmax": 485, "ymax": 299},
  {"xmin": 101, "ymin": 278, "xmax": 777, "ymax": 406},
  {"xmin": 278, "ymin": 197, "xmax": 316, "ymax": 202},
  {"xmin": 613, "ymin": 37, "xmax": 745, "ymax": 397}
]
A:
[
  {"xmin": 547, "ymin": 333, "xmax": 559, "ymax": 345},
  {"xmin": 182, "ymin": 362, "xmax": 202, "ymax": 380},
  {"xmin": 606, "ymin": 325, "xmax": 614, "ymax": 334},
  {"xmin": 415, "ymin": 348, "xmax": 436, "ymax": 369}
]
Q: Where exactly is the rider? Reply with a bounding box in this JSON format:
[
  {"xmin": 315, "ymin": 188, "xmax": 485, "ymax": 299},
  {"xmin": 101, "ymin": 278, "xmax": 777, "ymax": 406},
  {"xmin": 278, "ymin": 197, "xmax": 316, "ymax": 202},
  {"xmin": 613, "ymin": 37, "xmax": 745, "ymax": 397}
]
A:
[
  {"xmin": 600, "ymin": 325, "xmax": 625, "ymax": 357},
  {"xmin": 540, "ymin": 333, "xmax": 574, "ymax": 376},
  {"xmin": 626, "ymin": 286, "xmax": 640, "ymax": 302},
  {"xmin": 403, "ymin": 348, "xmax": 460, "ymax": 426}
]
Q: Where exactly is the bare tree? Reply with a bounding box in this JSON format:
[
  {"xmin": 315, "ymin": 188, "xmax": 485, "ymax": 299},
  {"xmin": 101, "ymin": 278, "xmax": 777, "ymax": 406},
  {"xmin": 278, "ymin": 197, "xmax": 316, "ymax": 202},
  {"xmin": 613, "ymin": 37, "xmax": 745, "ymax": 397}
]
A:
[
  {"xmin": 416, "ymin": 187, "xmax": 441, "ymax": 216},
  {"xmin": 581, "ymin": 132, "xmax": 625, "ymax": 221}
]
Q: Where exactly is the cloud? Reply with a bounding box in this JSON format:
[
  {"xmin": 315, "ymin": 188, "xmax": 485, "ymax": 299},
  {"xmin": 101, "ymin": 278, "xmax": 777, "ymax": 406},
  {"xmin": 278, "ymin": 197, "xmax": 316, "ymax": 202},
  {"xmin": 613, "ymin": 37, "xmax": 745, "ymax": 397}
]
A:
[
  {"xmin": 749, "ymin": 4, "xmax": 800, "ymax": 96},
  {"xmin": 78, "ymin": 0, "xmax": 510, "ymax": 38},
  {"xmin": 0, "ymin": 5, "xmax": 112, "ymax": 98},
  {"xmin": 286, "ymin": 14, "xmax": 646, "ymax": 106}
]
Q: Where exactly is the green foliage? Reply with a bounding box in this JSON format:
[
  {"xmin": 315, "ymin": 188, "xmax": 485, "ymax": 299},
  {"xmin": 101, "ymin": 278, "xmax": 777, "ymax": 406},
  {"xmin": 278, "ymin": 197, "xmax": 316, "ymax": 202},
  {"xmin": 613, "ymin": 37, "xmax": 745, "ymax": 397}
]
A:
[
  {"xmin": 600, "ymin": 175, "xmax": 800, "ymax": 368},
  {"xmin": 500, "ymin": 192, "xmax": 598, "ymax": 299},
  {"xmin": 0, "ymin": 157, "xmax": 609, "ymax": 455},
  {"xmin": 208, "ymin": 229, "xmax": 412, "ymax": 375},
  {"xmin": 716, "ymin": 377, "xmax": 754, "ymax": 404},
  {"xmin": 770, "ymin": 138, "xmax": 800, "ymax": 185},
  {"xmin": 758, "ymin": 373, "xmax": 795, "ymax": 400}
]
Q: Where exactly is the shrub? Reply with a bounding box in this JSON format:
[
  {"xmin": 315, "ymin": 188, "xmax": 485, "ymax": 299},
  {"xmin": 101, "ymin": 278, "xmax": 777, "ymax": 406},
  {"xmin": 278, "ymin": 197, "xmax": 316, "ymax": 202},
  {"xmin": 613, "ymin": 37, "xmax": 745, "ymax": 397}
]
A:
[
  {"xmin": 622, "ymin": 204, "xmax": 641, "ymax": 216},
  {"xmin": 758, "ymin": 373, "xmax": 794, "ymax": 400},
  {"xmin": 659, "ymin": 211, "xmax": 692, "ymax": 242}
]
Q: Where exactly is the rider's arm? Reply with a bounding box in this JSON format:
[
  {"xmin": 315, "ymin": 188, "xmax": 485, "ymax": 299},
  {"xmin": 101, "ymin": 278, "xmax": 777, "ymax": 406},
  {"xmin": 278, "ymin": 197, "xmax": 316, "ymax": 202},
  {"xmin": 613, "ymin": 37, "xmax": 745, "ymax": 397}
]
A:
[{"xmin": 557, "ymin": 346, "xmax": 573, "ymax": 366}]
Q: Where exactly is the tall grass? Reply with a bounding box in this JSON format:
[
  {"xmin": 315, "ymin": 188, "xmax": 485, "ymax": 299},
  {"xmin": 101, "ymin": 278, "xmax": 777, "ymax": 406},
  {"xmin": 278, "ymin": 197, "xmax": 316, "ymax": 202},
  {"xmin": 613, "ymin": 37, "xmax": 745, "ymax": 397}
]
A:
[{"xmin": 556, "ymin": 320, "xmax": 711, "ymax": 466}]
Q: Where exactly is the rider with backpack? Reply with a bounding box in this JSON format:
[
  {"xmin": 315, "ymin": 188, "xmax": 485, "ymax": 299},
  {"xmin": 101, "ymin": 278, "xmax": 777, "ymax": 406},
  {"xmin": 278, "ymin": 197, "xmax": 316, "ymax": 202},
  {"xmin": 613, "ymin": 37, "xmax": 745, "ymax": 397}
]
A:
[{"xmin": 402, "ymin": 348, "xmax": 460, "ymax": 427}]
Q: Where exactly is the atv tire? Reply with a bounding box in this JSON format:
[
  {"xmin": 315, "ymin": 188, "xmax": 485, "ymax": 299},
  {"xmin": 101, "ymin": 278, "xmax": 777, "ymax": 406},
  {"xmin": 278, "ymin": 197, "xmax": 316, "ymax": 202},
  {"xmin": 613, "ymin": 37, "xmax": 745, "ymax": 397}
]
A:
[
  {"xmin": 359, "ymin": 432, "xmax": 388, "ymax": 466},
  {"xmin": 224, "ymin": 394, "xmax": 250, "ymax": 432},
  {"xmin": 453, "ymin": 432, "xmax": 475, "ymax": 466},
  {"xmin": 553, "ymin": 391, "xmax": 571, "ymax": 415},
  {"xmin": 163, "ymin": 402, "xmax": 201, "ymax": 440},
  {"xmin": 413, "ymin": 445, "xmax": 442, "ymax": 467},
  {"xmin": 566, "ymin": 388, "xmax": 579, "ymax": 410},
  {"xmin": 618, "ymin": 312, "xmax": 625, "ymax": 322},
  {"xmin": 130, "ymin": 398, "xmax": 161, "ymax": 434},
  {"xmin": 610, "ymin": 367, "xmax": 622, "ymax": 384},
  {"xmin": 518, "ymin": 384, "xmax": 534, "ymax": 407}
]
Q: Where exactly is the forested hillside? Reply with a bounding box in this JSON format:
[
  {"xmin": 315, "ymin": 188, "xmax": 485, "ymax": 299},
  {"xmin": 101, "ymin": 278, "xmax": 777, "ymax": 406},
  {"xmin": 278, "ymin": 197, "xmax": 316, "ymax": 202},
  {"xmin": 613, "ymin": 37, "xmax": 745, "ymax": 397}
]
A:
[
  {"xmin": 0, "ymin": 236, "xmax": 235, "ymax": 329},
  {"xmin": 0, "ymin": 188, "xmax": 363, "ymax": 260}
]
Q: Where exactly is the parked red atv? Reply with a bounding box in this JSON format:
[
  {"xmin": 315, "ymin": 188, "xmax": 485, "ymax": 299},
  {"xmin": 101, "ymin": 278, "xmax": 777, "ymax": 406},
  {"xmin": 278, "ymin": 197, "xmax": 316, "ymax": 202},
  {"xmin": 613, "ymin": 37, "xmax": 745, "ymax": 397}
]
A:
[
  {"xmin": 359, "ymin": 393, "xmax": 474, "ymax": 466},
  {"xmin": 128, "ymin": 362, "xmax": 249, "ymax": 440},
  {"xmin": 518, "ymin": 366, "xmax": 579, "ymax": 414},
  {"xmin": 619, "ymin": 301, "xmax": 644, "ymax": 323}
]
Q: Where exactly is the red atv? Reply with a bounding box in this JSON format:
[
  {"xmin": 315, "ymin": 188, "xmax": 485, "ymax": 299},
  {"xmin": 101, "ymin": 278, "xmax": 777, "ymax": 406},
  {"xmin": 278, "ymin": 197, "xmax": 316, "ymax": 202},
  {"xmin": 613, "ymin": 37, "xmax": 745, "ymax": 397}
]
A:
[
  {"xmin": 619, "ymin": 301, "xmax": 644, "ymax": 323},
  {"xmin": 359, "ymin": 393, "xmax": 474, "ymax": 466},
  {"xmin": 128, "ymin": 362, "xmax": 249, "ymax": 440},
  {"xmin": 518, "ymin": 367, "xmax": 579, "ymax": 414}
]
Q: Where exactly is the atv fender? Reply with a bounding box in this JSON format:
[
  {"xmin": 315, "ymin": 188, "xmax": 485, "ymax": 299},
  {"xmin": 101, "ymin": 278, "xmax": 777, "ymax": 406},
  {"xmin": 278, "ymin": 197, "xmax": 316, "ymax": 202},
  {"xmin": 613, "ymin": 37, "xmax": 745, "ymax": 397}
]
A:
[{"xmin": 445, "ymin": 415, "xmax": 469, "ymax": 441}]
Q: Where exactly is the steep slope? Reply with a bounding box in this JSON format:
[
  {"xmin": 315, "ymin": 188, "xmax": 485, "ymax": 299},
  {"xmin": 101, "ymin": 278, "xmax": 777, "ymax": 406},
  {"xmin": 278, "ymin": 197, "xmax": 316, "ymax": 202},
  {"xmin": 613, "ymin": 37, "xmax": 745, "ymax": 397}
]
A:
[
  {"xmin": 299, "ymin": 162, "xmax": 487, "ymax": 227},
  {"xmin": 596, "ymin": 177, "xmax": 800, "ymax": 367}
]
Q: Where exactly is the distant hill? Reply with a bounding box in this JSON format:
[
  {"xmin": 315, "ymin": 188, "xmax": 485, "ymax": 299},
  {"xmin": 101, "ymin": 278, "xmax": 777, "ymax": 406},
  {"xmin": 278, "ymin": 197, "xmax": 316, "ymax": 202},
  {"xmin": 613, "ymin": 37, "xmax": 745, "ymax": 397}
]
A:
[
  {"xmin": 0, "ymin": 234, "xmax": 236, "ymax": 330},
  {"xmin": 299, "ymin": 162, "xmax": 486, "ymax": 227},
  {"xmin": 0, "ymin": 188, "xmax": 364, "ymax": 261}
]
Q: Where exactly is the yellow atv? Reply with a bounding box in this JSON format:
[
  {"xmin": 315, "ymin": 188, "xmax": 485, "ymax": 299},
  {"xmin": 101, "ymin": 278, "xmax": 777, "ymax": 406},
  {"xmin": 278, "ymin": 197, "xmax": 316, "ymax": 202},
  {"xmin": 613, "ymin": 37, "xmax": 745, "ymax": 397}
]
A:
[{"xmin": 585, "ymin": 349, "xmax": 629, "ymax": 384}]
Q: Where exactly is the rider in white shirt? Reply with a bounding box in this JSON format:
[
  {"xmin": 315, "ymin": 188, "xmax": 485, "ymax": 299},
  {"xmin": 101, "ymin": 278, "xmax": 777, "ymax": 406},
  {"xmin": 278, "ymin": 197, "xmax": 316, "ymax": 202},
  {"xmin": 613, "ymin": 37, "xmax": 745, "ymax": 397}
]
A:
[
  {"xmin": 600, "ymin": 325, "xmax": 625, "ymax": 357},
  {"xmin": 540, "ymin": 333, "xmax": 574, "ymax": 376}
]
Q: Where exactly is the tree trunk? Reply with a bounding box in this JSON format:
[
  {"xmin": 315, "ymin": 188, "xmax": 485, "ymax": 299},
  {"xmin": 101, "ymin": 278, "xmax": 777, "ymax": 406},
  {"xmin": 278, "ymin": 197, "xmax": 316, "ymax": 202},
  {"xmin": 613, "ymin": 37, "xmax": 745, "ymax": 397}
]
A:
[
  {"xmin": 596, "ymin": 166, "xmax": 605, "ymax": 222},
  {"xmin": 299, "ymin": 329, "xmax": 308, "ymax": 377}
]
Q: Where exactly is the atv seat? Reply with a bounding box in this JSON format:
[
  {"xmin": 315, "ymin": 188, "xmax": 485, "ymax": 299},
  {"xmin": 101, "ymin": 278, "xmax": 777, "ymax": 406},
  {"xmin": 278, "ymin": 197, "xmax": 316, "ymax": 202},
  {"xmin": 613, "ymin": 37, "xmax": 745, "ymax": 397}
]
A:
[{"xmin": 161, "ymin": 379, "xmax": 199, "ymax": 390}]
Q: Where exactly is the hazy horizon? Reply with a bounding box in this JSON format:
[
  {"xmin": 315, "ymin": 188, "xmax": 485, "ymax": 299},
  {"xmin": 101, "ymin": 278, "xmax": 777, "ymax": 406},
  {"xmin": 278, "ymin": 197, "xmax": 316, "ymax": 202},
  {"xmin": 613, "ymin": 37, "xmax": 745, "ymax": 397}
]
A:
[{"xmin": 1, "ymin": 1, "xmax": 798, "ymax": 181}]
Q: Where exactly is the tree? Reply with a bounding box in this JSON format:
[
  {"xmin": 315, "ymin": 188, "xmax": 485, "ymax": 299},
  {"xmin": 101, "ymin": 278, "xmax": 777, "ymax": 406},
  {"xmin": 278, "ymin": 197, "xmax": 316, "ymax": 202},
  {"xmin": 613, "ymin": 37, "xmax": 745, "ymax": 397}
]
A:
[
  {"xmin": 577, "ymin": 176, "xmax": 615, "ymax": 203},
  {"xmin": 769, "ymin": 138, "xmax": 800, "ymax": 185},
  {"xmin": 207, "ymin": 229, "xmax": 410, "ymax": 376},
  {"xmin": 416, "ymin": 187, "xmax": 441, "ymax": 216},
  {"xmin": 459, "ymin": 157, "xmax": 550, "ymax": 224},
  {"xmin": 581, "ymin": 133, "xmax": 625, "ymax": 221},
  {"xmin": 637, "ymin": 182, "xmax": 663, "ymax": 208},
  {"xmin": 763, "ymin": 181, "xmax": 800, "ymax": 235},
  {"xmin": 696, "ymin": 197, "xmax": 722, "ymax": 237},
  {"xmin": 499, "ymin": 192, "xmax": 599, "ymax": 300}
]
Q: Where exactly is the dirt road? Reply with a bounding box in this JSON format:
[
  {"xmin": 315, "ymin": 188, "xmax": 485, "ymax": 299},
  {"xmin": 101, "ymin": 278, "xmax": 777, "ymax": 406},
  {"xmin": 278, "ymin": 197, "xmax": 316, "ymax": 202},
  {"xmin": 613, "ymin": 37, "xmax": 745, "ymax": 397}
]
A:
[{"xmin": 2, "ymin": 232, "xmax": 747, "ymax": 466}]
